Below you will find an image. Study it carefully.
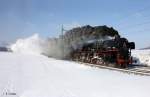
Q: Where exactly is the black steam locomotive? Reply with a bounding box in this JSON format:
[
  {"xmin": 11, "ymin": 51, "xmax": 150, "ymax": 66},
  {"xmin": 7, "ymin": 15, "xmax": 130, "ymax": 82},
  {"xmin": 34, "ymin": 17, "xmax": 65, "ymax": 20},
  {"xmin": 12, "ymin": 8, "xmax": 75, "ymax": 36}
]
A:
[{"xmin": 70, "ymin": 35, "xmax": 135, "ymax": 68}]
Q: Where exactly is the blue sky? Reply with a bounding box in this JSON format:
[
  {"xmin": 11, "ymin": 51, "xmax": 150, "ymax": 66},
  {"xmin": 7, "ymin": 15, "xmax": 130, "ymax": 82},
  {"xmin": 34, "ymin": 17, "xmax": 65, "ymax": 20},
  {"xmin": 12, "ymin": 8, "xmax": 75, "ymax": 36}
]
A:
[{"xmin": 0, "ymin": 0, "xmax": 150, "ymax": 48}]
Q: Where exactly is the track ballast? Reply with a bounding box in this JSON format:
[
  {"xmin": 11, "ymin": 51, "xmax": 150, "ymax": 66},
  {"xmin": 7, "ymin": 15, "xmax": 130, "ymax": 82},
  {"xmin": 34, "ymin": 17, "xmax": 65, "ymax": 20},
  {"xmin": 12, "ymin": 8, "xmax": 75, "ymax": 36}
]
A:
[{"xmin": 77, "ymin": 62, "xmax": 150, "ymax": 76}]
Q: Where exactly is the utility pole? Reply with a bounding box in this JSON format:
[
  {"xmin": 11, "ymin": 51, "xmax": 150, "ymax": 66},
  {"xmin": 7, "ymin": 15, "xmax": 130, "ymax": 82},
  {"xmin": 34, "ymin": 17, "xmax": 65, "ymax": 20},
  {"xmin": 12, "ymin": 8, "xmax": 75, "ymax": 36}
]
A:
[
  {"xmin": 61, "ymin": 25, "xmax": 64, "ymax": 58},
  {"xmin": 61, "ymin": 25, "xmax": 64, "ymax": 40},
  {"xmin": 61, "ymin": 25, "xmax": 69, "ymax": 58}
]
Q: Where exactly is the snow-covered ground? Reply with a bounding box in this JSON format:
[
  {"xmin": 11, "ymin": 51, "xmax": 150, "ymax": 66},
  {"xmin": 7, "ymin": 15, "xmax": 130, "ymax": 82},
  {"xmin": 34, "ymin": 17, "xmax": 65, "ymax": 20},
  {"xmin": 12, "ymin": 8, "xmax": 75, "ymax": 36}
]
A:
[
  {"xmin": 0, "ymin": 52, "xmax": 150, "ymax": 97},
  {"xmin": 0, "ymin": 34, "xmax": 149, "ymax": 97},
  {"xmin": 132, "ymin": 49, "xmax": 150, "ymax": 66}
]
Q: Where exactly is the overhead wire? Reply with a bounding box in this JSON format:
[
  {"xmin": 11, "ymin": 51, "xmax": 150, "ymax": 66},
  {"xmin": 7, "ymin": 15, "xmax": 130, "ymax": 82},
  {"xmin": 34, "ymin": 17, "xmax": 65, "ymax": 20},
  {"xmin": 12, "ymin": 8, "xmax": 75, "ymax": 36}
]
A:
[
  {"xmin": 114, "ymin": 5, "xmax": 150, "ymax": 27},
  {"xmin": 112, "ymin": 5, "xmax": 150, "ymax": 35}
]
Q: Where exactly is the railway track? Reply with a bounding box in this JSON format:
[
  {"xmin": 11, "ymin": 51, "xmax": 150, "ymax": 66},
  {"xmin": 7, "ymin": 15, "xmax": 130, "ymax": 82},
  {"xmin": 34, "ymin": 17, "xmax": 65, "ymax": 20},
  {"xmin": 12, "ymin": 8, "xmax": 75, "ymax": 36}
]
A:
[{"xmin": 77, "ymin": 61, "xmax": 150, "ymax": 76}]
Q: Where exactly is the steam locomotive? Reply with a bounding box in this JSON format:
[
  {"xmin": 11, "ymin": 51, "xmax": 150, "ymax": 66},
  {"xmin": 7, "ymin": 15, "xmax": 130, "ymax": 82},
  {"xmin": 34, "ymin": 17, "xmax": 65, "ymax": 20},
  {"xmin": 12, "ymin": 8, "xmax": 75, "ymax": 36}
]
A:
[{"xmin": 70, "ymin": 35, "xmax": 135, "ymax": 68}]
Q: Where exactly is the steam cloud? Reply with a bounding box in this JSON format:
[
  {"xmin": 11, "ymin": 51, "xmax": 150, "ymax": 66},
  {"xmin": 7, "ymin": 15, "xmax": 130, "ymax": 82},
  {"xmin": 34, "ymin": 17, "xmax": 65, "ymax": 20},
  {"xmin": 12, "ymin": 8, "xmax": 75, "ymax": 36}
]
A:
[
  {"xmin": 11, "ymin": 34, "xmax": 46, "ymax": 55},
  {"xmin": 10, "ymin": 34, "xmax": 66, "ymax": 58}
]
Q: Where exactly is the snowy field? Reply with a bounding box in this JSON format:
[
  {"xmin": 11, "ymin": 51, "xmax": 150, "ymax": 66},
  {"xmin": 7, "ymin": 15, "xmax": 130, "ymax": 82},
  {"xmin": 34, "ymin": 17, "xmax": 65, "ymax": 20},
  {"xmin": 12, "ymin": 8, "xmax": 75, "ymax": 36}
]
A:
[
  {"xmin": 0, "ymin": 34, "xmax": 150, "ymax": 97},
  {"xmin": 0, "ymin": 52, "xmax": 150, "ymax": 97}
]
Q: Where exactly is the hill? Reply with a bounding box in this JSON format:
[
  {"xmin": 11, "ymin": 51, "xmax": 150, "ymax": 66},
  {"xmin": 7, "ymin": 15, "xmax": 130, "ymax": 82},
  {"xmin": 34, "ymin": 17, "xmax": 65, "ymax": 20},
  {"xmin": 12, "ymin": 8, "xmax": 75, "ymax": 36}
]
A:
[{"xmin": 140, "ymin": 46, "xmax": 150, "ymax": 50}]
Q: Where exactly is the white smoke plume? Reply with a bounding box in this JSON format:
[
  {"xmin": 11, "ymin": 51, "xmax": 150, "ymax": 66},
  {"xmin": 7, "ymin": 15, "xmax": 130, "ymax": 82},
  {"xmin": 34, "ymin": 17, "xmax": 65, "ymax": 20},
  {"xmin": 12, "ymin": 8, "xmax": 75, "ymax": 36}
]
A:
[
  {"xmin": 11, "ymin": 34, "xmax": 46, "ymax": 55},
  {"xmin": 10, "ymin": 34, "xmax": 66, "ymax": 58}
]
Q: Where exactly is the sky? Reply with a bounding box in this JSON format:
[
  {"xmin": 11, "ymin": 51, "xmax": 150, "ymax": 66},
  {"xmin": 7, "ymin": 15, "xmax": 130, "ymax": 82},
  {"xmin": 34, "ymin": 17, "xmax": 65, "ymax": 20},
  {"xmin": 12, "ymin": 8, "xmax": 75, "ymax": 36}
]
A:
[{"xmin": 0, "ymin": 0, "xmax": 150, "ymax": 48}]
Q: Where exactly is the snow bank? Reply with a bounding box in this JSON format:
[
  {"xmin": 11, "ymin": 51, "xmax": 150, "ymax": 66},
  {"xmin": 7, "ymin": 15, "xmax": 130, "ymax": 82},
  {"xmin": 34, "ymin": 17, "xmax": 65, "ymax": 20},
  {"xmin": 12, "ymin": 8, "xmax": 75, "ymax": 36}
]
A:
[{"xmin": 132, "ymin": 49, "xmax": 150, "ymax": 66}]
